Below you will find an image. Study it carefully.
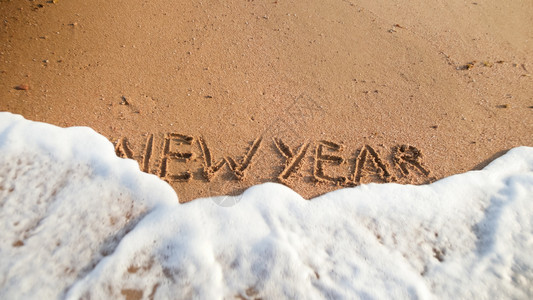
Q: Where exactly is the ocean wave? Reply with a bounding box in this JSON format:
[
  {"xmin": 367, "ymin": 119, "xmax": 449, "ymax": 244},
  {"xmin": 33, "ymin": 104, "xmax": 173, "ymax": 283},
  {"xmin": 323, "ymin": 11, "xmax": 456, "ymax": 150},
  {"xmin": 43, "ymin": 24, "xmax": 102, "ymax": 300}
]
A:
[{"xmin": 0, "ymin": 113, "xmax": 531, "ymax": 299}]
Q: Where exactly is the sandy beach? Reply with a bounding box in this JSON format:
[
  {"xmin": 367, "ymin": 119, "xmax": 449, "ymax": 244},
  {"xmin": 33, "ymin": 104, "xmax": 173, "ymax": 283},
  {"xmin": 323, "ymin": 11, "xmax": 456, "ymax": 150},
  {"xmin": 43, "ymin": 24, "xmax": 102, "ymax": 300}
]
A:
[
  {"xmin": 1, "ymin": 0, "xmax": 531, "ymax": 201},
  {"xmin": 1, "ymin": 1, "xmax": 533, "ymax": 298}
]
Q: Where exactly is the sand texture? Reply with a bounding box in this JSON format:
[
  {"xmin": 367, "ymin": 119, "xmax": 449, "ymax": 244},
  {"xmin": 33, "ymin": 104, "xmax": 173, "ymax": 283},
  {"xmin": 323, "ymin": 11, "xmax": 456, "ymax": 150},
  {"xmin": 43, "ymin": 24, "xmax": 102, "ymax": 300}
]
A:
[{"xmin": 1, "ymin": 0, "xmax": 532, "ymax": 201}]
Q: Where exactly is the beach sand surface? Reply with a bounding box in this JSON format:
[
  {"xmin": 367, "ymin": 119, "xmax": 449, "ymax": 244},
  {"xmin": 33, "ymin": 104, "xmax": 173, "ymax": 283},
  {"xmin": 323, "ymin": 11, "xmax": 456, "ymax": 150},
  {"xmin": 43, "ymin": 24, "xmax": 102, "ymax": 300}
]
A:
[{"xmin": 1, "ymin": 0, "xmax": 532, "ymax": 201}]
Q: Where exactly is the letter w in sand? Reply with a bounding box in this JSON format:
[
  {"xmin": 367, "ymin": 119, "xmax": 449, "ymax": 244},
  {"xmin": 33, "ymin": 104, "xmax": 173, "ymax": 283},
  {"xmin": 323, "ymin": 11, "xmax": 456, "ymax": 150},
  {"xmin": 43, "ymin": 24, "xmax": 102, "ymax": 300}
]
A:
[{"xmin": 198, "ymin": 137, "xmax": 263, "ymax": 181}]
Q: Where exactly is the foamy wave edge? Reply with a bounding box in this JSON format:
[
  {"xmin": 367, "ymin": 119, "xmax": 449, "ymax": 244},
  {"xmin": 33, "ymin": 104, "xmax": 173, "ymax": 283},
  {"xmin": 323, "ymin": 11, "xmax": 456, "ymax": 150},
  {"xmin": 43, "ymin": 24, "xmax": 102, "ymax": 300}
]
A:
[{"xmin": 1, "ymin": 112, "xmax": 532, "ymax": 299}]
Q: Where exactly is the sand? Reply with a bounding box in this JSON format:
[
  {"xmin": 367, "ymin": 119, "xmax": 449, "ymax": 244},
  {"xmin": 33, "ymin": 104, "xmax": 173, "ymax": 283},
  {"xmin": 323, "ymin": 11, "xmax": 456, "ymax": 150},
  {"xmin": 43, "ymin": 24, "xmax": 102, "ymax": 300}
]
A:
[{"xmin": 1, "ymin": 0, "xmax": 532, "ymax": 202}]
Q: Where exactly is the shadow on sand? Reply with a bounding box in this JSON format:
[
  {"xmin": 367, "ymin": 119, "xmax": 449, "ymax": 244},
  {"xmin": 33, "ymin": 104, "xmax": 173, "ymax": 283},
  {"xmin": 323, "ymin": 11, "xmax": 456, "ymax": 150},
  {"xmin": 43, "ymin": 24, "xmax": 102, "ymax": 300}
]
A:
[{"xmin": 471, "ymin": 149, "xmax": 510, "ymax": 171}]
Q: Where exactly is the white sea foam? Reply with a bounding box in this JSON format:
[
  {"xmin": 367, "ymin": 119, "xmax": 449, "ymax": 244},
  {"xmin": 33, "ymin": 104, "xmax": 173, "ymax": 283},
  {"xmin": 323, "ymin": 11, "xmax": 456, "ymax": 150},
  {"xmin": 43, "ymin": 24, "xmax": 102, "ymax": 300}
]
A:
[{"xmin": 0, "ymin": 112, "xmax": 532, "ymax": 299}]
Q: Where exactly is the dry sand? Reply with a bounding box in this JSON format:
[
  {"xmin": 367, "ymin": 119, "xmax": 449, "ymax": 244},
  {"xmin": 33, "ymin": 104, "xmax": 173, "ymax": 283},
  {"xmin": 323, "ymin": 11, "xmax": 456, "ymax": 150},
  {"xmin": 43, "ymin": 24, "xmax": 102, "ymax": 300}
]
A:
[{"xmin": 1, "ymin": 0, "xmax": 532, "ymax": 202}]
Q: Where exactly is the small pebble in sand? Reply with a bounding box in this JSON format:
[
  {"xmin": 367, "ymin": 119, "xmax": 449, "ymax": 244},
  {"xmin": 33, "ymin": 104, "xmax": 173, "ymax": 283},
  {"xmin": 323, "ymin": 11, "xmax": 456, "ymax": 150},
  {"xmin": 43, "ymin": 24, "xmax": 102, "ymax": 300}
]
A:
[
  {"xmin": 120, "ymin": 96, "xmax": 129, "ymax": 105},
  {"xmin": 15, "ymin": 84, "xmax": 29, "ymax": 90},
  {"xmin": 462, "ymin": 62, "xmax": 476, "ymax": 70}
]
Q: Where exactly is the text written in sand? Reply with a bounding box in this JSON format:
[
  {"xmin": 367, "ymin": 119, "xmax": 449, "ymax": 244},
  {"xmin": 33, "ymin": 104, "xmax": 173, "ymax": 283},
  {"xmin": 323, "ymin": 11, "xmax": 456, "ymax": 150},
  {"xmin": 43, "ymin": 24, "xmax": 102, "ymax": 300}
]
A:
[{"xmin": 114, "ymin": 134, "xmax": 432, "ymax": 188}]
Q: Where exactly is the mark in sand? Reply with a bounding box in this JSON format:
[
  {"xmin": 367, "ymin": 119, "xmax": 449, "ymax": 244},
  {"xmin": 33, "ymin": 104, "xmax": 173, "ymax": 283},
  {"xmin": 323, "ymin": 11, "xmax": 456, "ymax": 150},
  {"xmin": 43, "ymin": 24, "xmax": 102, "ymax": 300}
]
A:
[
  {"xmin": 159, "ymin": 133, "xmax": 195, "ymax": 182},
  {"xmin": 111, "ymin": 133, "xmax": 433, "ymax": 201},
  {"xmin": 392, "ymin": 144, "xmax": 430, "ymax": 176},
  {"xmin": 313, "ymin": 140, "xmax": 347, "ymax": 185},
  {"xmin": 198, "ymin": 137, "xmax": 227, "ymax": 182},
  {"xmin": 273, "ymin": 138, "xmax": 310, "ymax": 184},
  {"xmin": 115, "ymin": 137, "xmax": 134, "ymax": 159},
  {"xmin": 199, "ymin": 137, "xmax": 263, "ymax": 181},
  {"xmin": 351, "ymin": 145, "xmax": 394, "ymax": 185},
  {"xmin": 225, "ymin": 137, "xmax": 263, "ymax": 181}
]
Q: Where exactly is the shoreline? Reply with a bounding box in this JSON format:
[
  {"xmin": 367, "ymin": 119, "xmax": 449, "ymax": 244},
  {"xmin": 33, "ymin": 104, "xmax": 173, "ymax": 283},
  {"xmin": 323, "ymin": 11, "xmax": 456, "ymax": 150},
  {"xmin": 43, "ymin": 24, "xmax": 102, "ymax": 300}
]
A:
[{"xmin": 1, "ymin": 112, "xmax": 532, "ymax": 298}]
